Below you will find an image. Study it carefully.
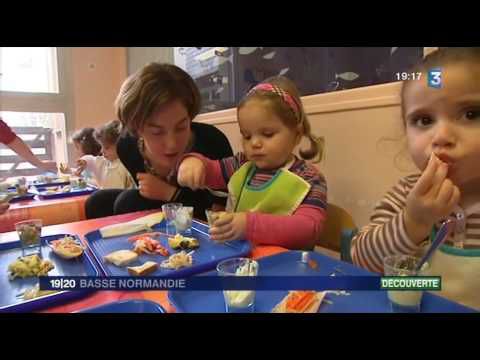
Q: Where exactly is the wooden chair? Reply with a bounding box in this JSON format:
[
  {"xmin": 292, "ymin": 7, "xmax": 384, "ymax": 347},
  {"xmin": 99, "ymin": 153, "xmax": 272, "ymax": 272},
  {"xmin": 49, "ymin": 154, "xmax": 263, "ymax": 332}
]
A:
[{"xmin": 316, "ymin": 203, "xmax": 357, "ymax": 262}]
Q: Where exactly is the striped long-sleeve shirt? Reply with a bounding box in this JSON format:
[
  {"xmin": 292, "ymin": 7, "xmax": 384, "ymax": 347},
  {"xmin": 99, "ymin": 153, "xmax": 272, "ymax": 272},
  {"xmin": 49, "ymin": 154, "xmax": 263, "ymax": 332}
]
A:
[
  {"xmin": 184, "ymin": 152, "xmax": 328, "ymax": 249},
  {"xmin": 351, "ymin": 174, "xmax": 480, "ymax": 274}
]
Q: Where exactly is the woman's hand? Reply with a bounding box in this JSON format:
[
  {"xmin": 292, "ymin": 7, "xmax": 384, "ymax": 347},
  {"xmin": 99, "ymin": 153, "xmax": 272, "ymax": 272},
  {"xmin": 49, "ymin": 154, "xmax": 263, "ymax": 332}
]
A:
[
  {"xmin": 405, "ymin": 153, "xmax": 460, "ymax": 244},
  {"xmin": 177, "ymin": 156, "xmax": 206, "ymax": 191},
  {"xmin": 209, "ymin": 212, "xmax": 248, "ymax": 242},
  {"xmin": 137, "ymin": 172, "xmax": 177, "ymax": 201}
]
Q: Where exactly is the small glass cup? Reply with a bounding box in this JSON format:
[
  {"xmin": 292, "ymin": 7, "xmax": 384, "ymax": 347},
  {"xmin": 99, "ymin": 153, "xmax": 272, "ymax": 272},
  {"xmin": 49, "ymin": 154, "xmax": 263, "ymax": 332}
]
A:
[
  {"xmin": 77, "ymin": 178, "xmax": 87, "ymax": 189},
  {"xmin": 70, "ymin": 178, "xmax": 79, "ymax": 188},
  {"xmin": 216, "ymin": 258, "xmax": 259, "ymax": 313},
  {"xmin": 205, "ymin": 209, "xmax": 228, "ymax": 227},
  {"xmin": 162, "ymin": 203, "xmax": 183, "ymax": 234},
  {"xmin": 383, "ymin": 254, "xmax": 427, "ymax": 313},
  {"xmin": 173, "ymin": 206, "xmax": 194, "ymax": 235},
  {"xmin": 15, "ymin": 219, "xmax": 43, "ymax": 257},
  {"xmin": 15, "ymin": 184, "xmax": 28, "ymax": 196}
]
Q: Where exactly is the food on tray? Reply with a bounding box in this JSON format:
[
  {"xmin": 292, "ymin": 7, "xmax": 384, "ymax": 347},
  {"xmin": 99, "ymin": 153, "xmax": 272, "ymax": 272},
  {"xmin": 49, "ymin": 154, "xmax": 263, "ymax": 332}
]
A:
[
  {"xmin": 8, "ymin": 255, "xmax": 55, "ymax": 280},
  {"xmin": 104, "ymin": 250, "xmax": 139, "ymax": 267},
  {"xmin": 160, "ymin": 251, "xmax": 193, "ymax": 270},
  {"xmin": 271, "ymin": 291, "xmax": 326, "ymax": 313},
  {"xmin": 50, "ymin": 236, "xmax": 84, "ymax": 259},
  {"xmin": 61, "ymin": 186, "xmax": 71, "ymax": 193},
  {"xmin": 168, "ymin": 234, "xmax": 199, "ymax": 250},
  {"xmin": 128, "ymin": 235, "xmax": 169, "ymax": 256},
  {"xmin": 23, "ymin": 284, "xmax": 58, "ymax": 300},
  {"xmin": 127, "ymin": 261, "xmax": 158, "ymax": 276},
  {"xmin": 44, "ymin": 187, "xmax": 58, "ymax": 195},
  {"xmin": 128, "ymin": 232, "xmax": 165, "ymax": 241}
]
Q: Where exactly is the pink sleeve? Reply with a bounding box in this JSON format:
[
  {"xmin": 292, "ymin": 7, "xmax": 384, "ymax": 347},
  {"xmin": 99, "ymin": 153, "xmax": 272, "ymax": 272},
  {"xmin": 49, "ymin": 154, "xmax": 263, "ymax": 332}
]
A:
[
  {"xmin": 179, "ymin": 152, "xmax": 227, "ymax": 189},
  {"xmin": 0, "ymin": 119, "xmax": 17, "ymax": 145},
  {"xmin": 245, "ymin": 206, "xmax": 327, "ymax": 250}
]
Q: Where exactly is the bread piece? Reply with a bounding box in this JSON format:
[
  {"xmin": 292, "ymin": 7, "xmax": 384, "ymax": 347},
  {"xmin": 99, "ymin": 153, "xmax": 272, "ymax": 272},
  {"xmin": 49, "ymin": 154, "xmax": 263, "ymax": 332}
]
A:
[
  {"xmin": 104, "ymin": 250, "xmax": 139, "ymax": 267},
  {"xmin": 127, "ymin": 261, "xmax": 158, "ymax": 276}
]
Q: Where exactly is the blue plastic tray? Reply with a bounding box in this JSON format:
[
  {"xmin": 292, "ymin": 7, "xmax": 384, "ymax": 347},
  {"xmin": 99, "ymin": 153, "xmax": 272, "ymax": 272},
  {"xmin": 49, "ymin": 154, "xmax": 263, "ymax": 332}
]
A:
[
  {"xmin": 85, "ymin": 220, "xmax": 251, "ymax": 278},
  {"xmin": 31, "ymin": 185, "xmax": 97, "ymax": 200},
  {"xmin": 78, "ymin": 299, "xmax": 165, "ymax": 313},
  {"xmin": 7, "ymin": 190, "xmax": 36, "ymax": 203},
  {"xmin": 31, "ymin": 180, "xmax": 70, "ymax": 188},
  {"xmin": 168, "ymin": 251, "xmax": 477, "ymax": 313},
  {"xmin": 0, "ymin": 234, "xmax": 100, "ymax": 313}
]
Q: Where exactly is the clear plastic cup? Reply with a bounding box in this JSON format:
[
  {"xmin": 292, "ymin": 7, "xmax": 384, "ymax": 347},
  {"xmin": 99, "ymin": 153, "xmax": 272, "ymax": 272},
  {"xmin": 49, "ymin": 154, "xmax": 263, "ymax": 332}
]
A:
[
  {"xmin": 173, "ymin": 206, "xmax": 193, "ymax": 235},
  {"xmin": 15, "ymin": 184, "xmax": 28, "ymax": 196},
  {"xmin": 383, "ymin": 254, "xmax": 427, "ymax": 313},
  {"xmin": 161, "ymin": 203, "xmax": 183, "ymax": 234},
  {"xmin": 15, "ymin": 219, "xmax": 43, "ymax": 257},
  {"xmin": 205, "ymin": 209, "xmax": 228, "ymax": 227},
  {"xmin": 217, "ymin": 258, "xmax": 259, "ymax": 313}
]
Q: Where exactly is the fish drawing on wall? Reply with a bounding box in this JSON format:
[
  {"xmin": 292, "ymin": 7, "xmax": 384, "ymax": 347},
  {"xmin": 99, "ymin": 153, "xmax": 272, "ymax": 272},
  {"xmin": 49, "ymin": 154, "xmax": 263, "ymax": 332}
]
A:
[
  {"xmin": 390, "ymin": 47, "xmax": 399, "ymax": 55},
  {"xmin": 335, "ymin": 72, "xmax": 360, "ymax": 81},
  {"xmin": 278, "ymin": 68, "xmax": 290, "ymax": 76},
  {"xmin": 238, "ymin": 47, "xmax": 263, "ymax": 55},
  {"xmin": 263, "ymin": 51, "xmax": 276, "ymax": 60}
]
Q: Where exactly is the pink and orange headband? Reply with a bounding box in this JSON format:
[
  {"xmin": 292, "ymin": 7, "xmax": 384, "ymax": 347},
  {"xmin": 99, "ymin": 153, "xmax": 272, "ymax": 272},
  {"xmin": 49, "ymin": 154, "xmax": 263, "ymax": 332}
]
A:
[{"xmin": 247, "ymin": 83, "xmax": 301, "ymax": 121}]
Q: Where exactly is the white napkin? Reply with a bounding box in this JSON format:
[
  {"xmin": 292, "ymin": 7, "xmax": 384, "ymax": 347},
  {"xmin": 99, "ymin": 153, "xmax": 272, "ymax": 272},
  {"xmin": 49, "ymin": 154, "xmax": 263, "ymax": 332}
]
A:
[{"xmin": 99, "ymin": 211, "xmax": 165, "ymax": 238}]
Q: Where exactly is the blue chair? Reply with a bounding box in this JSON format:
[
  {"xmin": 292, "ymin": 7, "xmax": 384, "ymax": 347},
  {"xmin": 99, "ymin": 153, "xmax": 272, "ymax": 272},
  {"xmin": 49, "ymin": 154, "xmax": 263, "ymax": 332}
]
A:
[
  {"xmin": 340, "ymin": 228, "xmax": 357, "ymax": 263},
  {"xmin": 316, "ymin": 203, "xmax": 357, "ymax": 262}
]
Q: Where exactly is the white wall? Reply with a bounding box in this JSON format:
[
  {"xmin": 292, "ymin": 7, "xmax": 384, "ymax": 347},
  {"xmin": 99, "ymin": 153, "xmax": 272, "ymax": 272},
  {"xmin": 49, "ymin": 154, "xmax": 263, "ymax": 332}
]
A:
[{"xmin": 127, "ymin": 47, "xmax": 174, "ymax": 75}]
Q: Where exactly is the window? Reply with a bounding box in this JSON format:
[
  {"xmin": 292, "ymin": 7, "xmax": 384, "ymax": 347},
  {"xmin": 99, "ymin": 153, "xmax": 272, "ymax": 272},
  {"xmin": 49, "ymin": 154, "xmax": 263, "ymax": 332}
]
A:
[
  {"xmin": 174, "ymin": 47, "xmax": 424, "ymax": 114},
  {"xmin": 0, "ymin": 47, "xmax": 70, "ymax": 177},
  {"xmin": 0, "ymin": 47, "xmax": 59, "ymax": 93}
]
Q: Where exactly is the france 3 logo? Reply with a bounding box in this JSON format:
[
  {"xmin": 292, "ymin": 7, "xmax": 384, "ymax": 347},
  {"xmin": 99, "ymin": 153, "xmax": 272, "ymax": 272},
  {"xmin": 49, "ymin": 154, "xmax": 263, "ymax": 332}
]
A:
[{"xmin": 428, "ymin": 68, "xmax": 442, "ymax": 89}]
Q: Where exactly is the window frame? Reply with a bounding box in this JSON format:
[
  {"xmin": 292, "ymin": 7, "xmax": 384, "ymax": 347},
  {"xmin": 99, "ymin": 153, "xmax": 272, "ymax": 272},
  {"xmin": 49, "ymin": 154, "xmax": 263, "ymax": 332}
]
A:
[{"xmin": 0, "ymin": 47, "xmax": 75, "ymax": 167}]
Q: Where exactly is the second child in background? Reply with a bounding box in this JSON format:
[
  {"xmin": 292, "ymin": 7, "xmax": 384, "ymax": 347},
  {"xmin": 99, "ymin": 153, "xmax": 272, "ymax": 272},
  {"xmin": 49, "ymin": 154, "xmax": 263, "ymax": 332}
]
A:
[
  {"xmin": 177, "ymin": 76, "xmax": 328, "ymax": 250},
  {"xmin": 76, "ymin": 120, "xmax": 134, "ymax": 189},
  {"xmin": 60, "ymin": 127, "xmax": 102, "ymax": 180}
]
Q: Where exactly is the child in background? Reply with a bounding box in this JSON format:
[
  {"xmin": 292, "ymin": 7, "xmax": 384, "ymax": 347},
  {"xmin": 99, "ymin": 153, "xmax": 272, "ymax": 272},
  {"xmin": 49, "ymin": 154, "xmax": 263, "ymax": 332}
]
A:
[
  {"xmin": 177, "ymin": 76, "xmax": 327, "ymax": 250},
  {"xmin": 60, "ymin": 127, "xmax": 102, "ymax": 179},
  {"xmin": 75, "ymin": 120, "xmax": 134, "ymax": 189},
  {"xmin": 351, "ymin": 47, "xmax": 480, "ymax": 310}
]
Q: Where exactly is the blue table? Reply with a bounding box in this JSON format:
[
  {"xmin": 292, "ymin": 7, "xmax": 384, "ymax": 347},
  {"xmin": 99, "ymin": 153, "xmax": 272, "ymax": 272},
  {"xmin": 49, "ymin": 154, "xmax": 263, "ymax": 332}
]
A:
[{"xmin": 169, "ymin": 251, "xmax": 476, "ymax": 313}]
